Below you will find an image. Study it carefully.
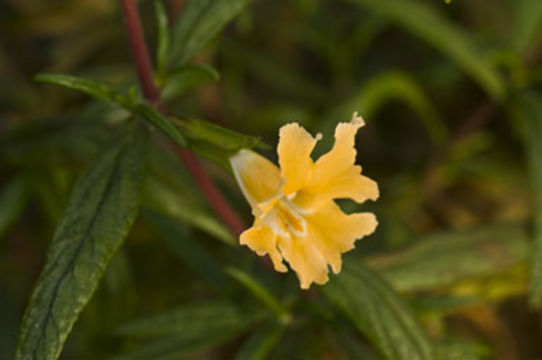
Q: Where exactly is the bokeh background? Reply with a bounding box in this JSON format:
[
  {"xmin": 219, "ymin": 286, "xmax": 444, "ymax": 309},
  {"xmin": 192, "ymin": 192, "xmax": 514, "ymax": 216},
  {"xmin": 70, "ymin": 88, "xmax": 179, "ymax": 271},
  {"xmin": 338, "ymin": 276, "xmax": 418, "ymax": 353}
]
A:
[{"xmin": 1, "ymin": 0, "xmax": 542, "ymax": 359}]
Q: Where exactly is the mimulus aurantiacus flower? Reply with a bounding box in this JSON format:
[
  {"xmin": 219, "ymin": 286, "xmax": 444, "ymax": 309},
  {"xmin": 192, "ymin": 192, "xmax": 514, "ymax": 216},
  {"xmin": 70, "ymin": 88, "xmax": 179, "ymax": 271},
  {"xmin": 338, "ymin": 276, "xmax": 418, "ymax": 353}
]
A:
[{"xmin": 229, "ymin": 112, "xmax": 379, "ymax": 289}]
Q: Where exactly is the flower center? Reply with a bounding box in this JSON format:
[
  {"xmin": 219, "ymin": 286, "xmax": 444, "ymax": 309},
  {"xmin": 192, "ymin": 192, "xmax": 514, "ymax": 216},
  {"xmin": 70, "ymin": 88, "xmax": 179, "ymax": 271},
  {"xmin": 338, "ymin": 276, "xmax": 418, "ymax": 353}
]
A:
[{"xmin": 255, "ymin": 194, "xmax": 307, "ymax": 238}]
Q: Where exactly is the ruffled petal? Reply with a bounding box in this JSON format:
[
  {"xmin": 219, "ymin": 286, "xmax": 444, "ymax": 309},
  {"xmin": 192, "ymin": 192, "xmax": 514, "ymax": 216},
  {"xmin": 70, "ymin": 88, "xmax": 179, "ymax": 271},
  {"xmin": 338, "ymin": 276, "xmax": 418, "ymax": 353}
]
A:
[
  {"xmin": 304, "ymin": 201, "xmax": 378, "ymax": 274},
  {"xmin": 297, "ymin": 113, "xmax": 379, "ymax": 209},
  {"xmin": 230, "ymin": 149, "xmax": 282, "ymax": 207},
  {"xmin": 277, "ymin": 123, "xmax": 320, "ymax": 195},
  {"xmin": 277, "ymin": 234, "xmax": 329, "ymax": 289},
  {"xmin": 240, "ymin": 223, "xmax": 287, "ymax": 272}
]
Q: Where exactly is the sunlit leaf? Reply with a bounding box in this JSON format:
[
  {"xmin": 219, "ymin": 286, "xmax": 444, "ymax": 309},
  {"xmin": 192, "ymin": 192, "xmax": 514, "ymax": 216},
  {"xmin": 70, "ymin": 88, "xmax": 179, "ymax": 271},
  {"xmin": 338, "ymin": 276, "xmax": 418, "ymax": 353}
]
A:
[
  {"xmin": 344, "ymin": 0, "xmax": 505, "ymax": 99},
  {"xmin": 434, "ymin": 338, "xmax": 491, "ymax": 360},
  {"xmin": 322, "ymin": 262, "xmax": 433, "ymax": 360},
  {"xmin": 15, "ymin": 123, "xmax": 148, "ymax": 360},
  {"xmin": 368, "ymin": 224, "xmax": 529, "ymax": 292}
]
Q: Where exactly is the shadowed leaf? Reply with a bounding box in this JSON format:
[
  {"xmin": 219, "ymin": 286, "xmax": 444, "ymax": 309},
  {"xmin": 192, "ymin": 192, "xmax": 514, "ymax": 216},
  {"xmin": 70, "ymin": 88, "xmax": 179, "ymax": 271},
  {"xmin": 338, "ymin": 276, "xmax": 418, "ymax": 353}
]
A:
[
  {"xmin": 345, "ymin": 0, "xmax": 505, "ymax": 99},
  {"xmin": 170, "ymin": 0, "xmax": 252, "ymax": 66},
  {"xmin": 322, "ymin": 262, "xmax": 433, "ymax": 360},
  {"xmin": 0, "ymin": 175, "xmax": 29, "ymax": 241}
]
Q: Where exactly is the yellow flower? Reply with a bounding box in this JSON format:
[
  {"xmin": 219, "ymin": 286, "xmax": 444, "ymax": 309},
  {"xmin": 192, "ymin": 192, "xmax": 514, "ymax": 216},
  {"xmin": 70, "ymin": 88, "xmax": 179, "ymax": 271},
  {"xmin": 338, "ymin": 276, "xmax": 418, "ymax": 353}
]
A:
[{"xmin": 229, "ymin": 112, "xmax": 379, "ymax": 289}]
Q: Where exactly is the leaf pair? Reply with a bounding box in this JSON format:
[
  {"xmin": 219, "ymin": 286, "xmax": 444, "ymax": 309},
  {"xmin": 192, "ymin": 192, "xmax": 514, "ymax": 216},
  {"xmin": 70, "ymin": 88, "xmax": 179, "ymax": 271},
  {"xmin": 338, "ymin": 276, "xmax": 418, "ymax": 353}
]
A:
[{"xmin": 35, "ymin": 73, "xmax": 263, "ymax": 167}]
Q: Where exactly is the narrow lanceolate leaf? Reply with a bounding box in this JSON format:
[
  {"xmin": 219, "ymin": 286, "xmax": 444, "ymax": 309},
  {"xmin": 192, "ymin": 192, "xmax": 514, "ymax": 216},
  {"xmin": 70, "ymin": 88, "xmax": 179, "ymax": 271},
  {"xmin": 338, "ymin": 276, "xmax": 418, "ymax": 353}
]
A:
[
  {"xmin": 35, "ymin": 73, "xmax": 186, "ymax": 147},
  {"xmin": 234, "ymin": 325, "xmax": 284, "ymax": 360},
  {"xmin": 15, "ymin": 123, "xmax": 148, "ymax": 360},
  {"xmin": 510, "ymin": 0, "xmax": 542, "ymax": 53},
  {"xmin": 368, "ymin": 224, "xmax": 528, "ymax": 292},
  {"xmin": 35, "ymin": 73, "xmax": 132, "ymax": 107},
  {"xmin": 512, "ymin": 92, "xmax": 542, "ymax": 307},
  {"xmin": 132, "ymin": 103, "xmax": 187, "ymax": 147},
  {"xmin": 155, "ymin": 0, "xmax": 170, "ymax": 75},
  {"xmin": 161, "ymin": 64, "xmax": 220, "ymax": 101},
  {"xmin": 325, "ymin": 71, "xmax": 447, "ymax": 146},
  {"xmin": 116, "ymin": 302, "xmax": 258, "ymax": 337},
  {"xmin": 322, "ymin": 262, "xmax": 433, "ymax": 360},
  {"xmin": 225, "ymin": 267, "xmax": 291, "ymax": 324},
  {"xmin": 114, "ymin": 302, "xmax": 261, "ymax": 360},
  {"xmin": 344, "ymin": 0, "xmax": 505, "ymax": 99},
  {"xmin": 142, "ymin": 178, "xmax": 236, "ymax": 245},
  {"xmin": 0, "ymin": 175, "xmax": 29, "ymax": 241},
  {"xmin": 143, "ymin": 211, "xmax": 229, "ymax": 293},
  {"xmin": 169, "ymin": 0, "xmax": 251, "ymax": 66},
  {"xmin": 176, "ymin": 118, "xmax": 265, "ymax": 151}
]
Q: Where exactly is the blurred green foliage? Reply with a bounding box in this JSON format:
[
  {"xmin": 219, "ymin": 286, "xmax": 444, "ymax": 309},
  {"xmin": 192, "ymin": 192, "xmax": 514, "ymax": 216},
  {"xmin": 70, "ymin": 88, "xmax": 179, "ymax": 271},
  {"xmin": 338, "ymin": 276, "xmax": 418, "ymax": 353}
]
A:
[{"xmin": 2, "ymin": 0, "xmax": 542, "ymax": 359}]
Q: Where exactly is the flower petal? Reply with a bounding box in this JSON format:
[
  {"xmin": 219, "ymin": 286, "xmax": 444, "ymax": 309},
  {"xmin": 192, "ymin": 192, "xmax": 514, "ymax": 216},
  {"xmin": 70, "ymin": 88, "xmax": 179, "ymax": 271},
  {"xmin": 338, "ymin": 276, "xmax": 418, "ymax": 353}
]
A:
[
  {"xmin": 304, "ymin": 201, "xmax": 378, "ymax": 274},
  {"xmin": 230, "ymin": 149, "xmax": 281, "ymax": 207},
  {"xmin": 297, "ymin": 113, "xmax": 379, "ymax": 208},
  {"xmin": 277, "ymin": 123, "xmax": 320, "ymax": 195},
  {"xmin": 240, "ymin": 223, "xmax": 287, "ymax": 273},
  {"xmin": 278, "ymin": 234, "xmax": 329, "ymax": 289}
]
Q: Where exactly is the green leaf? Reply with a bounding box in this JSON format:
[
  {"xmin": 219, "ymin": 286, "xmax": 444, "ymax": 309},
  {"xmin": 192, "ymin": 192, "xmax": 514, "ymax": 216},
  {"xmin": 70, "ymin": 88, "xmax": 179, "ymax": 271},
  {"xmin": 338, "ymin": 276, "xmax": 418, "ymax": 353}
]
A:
[
  {"xmin": 434, "ymin": 338, "xmax": 491, "ymax": 360},
  {"xmin": 511, "ymin": 91, "xmax": 542, "ymax": 307},
  {"xmin": 344, "ymin": 0, "xmax": 505, "ymax": 99},
  {"xmin": 510, "ymin": 0, "xmax": 542, "ymax": 53},
  {"xmin": 155, "ymin": 0, "xmax": 170, "ymax": 75},
  {"xmin": 0, "ymin": 175, "xmax": 29, "ymax": 241},
  {"xmin": 15, "ymin": 123, "xmax": 148, "ymax": 360},
  {"xmin": 170, "ymin": 117, "xmax": 266, "ymax": 168},
  {"xmin": 114, "ymin": 302, "xmax": 261, "ymax": 360},
  {"xmin": 35, "ymin": 73, "xmax": 187, "ymax": 147},
  {"xmin": 132, "ymin": 102, "xmax": 187, "ymax": 147},
  {"xmin": 225, "ymin": 267, "xmax": 291, "ymax": 324},
  {"xmin": 322, "ymin": 262, "xmax": 433, "ymax": 360},
  {"xmin": 368, "ymin": 223, "xmax": 529, "ymax": 292},
  {"xmin": 35, "ymin": 73, "xmax": 132, "ymax": 107},
  {"xmin": 325, "ymin": 71, "xmax": 448, "ymax": 146},
  {"xmin": 142, "ymin": 177, "xmax": 236, "ymax": 245},
  {"xmin": 222, "ymin": 40, "xmax": 328, "ymax": 104},
  {"xmin": 117, "ymin": 302, "xmax": 258, "ymax": 336},
  {"xmin": 326, "ymin": 328, "xmax": 381, "ymax": 360},
  {"xmin": 161, "ymin": 64, "xmax": 220, "ymax": 101},
  {"xmin": 234, "ymin": 324, "xmax": 284, "ymax": 360},
  {"xmin": 143, "ymin": 210, "xmax": 229, "ymax": 293},
  {"xmin": 176, "ymin": 117, "xmax": 265, "ymax": 151},
  {"xmin": 169, "ymin": 0, "xmax": 251, "ymax": 66}
]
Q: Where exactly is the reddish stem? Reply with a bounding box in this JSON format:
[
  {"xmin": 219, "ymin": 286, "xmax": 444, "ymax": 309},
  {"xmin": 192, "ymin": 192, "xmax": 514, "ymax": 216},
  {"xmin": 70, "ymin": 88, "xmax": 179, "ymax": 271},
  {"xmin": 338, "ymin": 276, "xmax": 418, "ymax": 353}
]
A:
[
  {"xmin": 120, "ymin": 0, "xmax": 161, "ymax": 106},
  {"xmin": 119, "ymin": 0, "xmax": 245, "ymax": 235}
]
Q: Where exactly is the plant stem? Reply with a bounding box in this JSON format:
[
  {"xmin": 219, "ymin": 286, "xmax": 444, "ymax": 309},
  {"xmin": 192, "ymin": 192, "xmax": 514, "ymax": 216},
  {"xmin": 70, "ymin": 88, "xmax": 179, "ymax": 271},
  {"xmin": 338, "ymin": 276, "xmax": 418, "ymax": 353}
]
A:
[
  {"xmin": 119, "ymin": 0, "xmax": 245, "ymax": 235},
  {"xmin": 120, "ymin": 0, "xmax": 161, "ymax": 106}
]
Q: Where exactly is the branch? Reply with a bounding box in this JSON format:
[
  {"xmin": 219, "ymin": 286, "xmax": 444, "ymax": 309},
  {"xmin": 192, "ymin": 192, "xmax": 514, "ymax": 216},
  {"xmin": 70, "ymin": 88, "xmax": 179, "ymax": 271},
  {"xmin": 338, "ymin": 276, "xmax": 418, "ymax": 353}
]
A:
[{"xmin": 119, "ymin": 0, "xmax": 245, "ymax": 235}]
